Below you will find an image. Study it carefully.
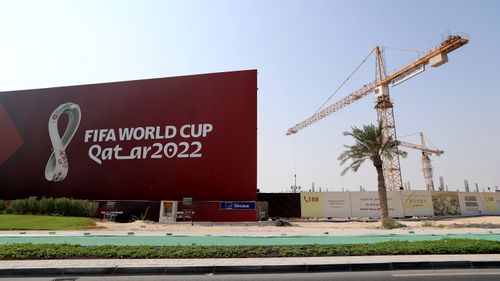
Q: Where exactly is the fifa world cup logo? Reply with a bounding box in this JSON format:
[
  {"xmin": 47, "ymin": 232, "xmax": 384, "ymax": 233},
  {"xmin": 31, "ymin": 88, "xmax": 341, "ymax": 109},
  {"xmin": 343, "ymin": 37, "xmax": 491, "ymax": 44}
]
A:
[{"xmin": 45, "ymin": 103, "xmax": 81, "ymax": 182}]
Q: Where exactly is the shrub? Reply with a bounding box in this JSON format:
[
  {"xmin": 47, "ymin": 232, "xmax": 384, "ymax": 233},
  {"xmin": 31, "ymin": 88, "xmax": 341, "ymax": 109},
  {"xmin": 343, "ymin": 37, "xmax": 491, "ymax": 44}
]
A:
[
  {"xmin": 7, "ymin": 198, "xmax": 97, "ymax": 217},
  {"xmin": 0, "ymin": 200, "xmax": 5, "ymax": 213},
  {"xmin": 382, "ymin": 218, "xmax": 406, "ymax": 229},
  {"xmin": 421, "ymin": 221, "xmax": 446, "ymax": 228},
  {"xmin": 53, "ymin": 198, "xmax": 72, "ymax": 216},
  {"xmin": 130, "ymin": 207, "xmax": 150, "ymax": 222},
  {"xmin": 8, "ymin": 198, "xmax": 35, "ymax": 214},
  {"xmin": 421, "ymin": 221, "xmax": 434, "ymax": 227}
]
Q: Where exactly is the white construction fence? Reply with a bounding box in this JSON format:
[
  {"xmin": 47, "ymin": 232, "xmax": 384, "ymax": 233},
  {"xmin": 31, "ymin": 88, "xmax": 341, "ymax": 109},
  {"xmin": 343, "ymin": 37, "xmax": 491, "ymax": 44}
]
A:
[{"xmin": 300, "ymin": 191, "xmax": 500, "ymax": 218}]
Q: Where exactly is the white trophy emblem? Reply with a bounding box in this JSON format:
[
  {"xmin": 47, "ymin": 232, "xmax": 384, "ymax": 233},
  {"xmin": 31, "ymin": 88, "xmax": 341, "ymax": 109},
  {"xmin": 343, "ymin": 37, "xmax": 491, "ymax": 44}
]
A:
[{"xmin": 45, "ymin": 102, "xmax": 81, "ymax": 182}]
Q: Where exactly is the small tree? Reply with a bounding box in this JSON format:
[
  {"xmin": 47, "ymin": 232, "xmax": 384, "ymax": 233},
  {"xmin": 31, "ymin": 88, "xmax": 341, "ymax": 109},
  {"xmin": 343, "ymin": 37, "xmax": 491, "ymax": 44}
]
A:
[{"xmin": 338, "ymin": 122, "xmax": 406, "ymax": 223}]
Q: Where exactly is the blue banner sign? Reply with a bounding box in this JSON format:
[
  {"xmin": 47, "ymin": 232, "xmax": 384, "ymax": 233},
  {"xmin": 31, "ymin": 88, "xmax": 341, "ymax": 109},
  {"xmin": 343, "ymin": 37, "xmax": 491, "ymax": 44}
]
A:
[{"xmin": 219, "ymin": 201, "xmax": 256, "ymax": 210}]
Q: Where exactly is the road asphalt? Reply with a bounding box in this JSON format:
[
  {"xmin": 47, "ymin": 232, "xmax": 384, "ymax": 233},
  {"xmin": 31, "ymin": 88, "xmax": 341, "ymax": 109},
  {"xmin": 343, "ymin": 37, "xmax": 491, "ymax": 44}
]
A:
[
  {"xmin": 3, "ymin": 269, "xmax": 500, "ymax": 281},
  {"xmin": 1, "ymin": 254, "xmax": 500, "ymax": 277}
]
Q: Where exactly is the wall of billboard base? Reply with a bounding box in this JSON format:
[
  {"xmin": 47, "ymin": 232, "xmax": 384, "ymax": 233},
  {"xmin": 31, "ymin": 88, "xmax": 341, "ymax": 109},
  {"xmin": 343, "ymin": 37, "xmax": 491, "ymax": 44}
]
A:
[{"xmin": 300, "ymin": 191, "xmax": 500, "ymax": 218}]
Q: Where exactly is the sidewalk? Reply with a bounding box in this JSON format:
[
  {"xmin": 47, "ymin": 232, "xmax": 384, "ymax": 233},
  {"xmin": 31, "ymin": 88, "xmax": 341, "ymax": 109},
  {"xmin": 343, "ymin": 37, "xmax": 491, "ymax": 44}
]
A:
[{"xmin": 1, "ymin": 254, "xmax": 500, "ymax": 276}]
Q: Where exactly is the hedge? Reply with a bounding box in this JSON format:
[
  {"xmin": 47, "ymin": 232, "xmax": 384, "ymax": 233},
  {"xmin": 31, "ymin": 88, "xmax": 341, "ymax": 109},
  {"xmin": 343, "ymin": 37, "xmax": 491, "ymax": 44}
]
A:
[
  {"xmin": 6, "ymin": 198, "xmax": 97, "ymax": 217},
  {"xmin": 0, "ymin": 239, "xmax": 499, "ymax": 260}
]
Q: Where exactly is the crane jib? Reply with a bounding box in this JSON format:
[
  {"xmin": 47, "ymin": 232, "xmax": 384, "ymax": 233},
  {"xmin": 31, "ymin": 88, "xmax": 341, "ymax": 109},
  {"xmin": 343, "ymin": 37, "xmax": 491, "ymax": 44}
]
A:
[
  {"xmin": 286, "ymin": 35, "xmax": 468, "ymax": 136},
  {"xmin": 390, "ymin": 64, "xmax": 425, "ymax": 87}
]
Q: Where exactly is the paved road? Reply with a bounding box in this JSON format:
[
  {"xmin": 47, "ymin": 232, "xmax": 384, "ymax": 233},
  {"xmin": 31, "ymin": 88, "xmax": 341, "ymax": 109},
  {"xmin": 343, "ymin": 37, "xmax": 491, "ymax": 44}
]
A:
[{"xmin": 2, "ymin": 269, "xmax": 500, "ymax": 281}]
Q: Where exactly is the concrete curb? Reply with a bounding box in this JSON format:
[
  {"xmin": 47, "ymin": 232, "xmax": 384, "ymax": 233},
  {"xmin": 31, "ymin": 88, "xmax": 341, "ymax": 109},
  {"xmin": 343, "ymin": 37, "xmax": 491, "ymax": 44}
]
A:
[{"xmin": 1, "ymin": 260, "xmax": 500, "ymax": 276}]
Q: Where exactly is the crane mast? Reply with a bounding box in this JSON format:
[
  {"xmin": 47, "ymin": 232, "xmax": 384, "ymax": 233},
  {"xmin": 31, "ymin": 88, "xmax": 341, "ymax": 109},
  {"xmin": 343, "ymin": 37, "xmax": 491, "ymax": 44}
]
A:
[
  {"xmin": 374, "ymin": 46, "xmax": 403, "ymax": 191},
  {"xmin": 286, "ymin": 34, "xmax": 468, "ymax": 191},
  {"xmin": 422, "ymin": 153, "xmax": 434, "ymax": 190},
  {"xmin": 398, "ymin": 132, "xmax": 444, "ymax": 191}
]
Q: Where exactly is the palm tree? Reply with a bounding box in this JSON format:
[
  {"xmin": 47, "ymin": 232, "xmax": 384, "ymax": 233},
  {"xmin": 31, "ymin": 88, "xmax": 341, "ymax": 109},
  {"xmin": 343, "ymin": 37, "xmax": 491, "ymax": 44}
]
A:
[{"xmin": 338, "ymin": 122, "xmax": 406, "ymax": 222}]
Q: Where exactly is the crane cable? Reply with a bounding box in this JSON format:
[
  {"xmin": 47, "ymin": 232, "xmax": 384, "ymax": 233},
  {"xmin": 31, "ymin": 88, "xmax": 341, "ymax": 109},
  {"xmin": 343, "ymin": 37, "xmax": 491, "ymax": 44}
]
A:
[
  {"xmin": 315, "ymin": 49, "xmax": 374, "ymax": 113},
  {"xmin": 398, "ymin": 132, "xmax": 420, "ymax": 139},
  {"xmin": 381, "ymin": 46, "xmax": 425, "ymax": 54},
  {"xmin": 425, "ymin": 135, "xmax": 439, "ymax": 151},
  {"xmin": 398, "ymin": 132, "xmax": 441, "ymax": 152}
]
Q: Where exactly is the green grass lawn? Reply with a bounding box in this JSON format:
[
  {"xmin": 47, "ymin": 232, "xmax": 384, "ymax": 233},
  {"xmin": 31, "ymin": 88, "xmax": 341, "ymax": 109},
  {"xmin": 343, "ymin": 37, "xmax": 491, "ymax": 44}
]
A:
[{"xmin": 0, "ymin": 214, "xmax": 95, "ymax": 230}]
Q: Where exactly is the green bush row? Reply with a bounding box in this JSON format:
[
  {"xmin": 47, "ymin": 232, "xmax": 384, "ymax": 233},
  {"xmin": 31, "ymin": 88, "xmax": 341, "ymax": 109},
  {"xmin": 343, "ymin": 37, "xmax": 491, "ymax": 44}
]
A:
[
  {"xmin": 6, "ymin": 198, "xmax": 97, "ymax": 217},
  {"xmin": 1, "ymin": 239, "xmax": 499, "ymax": 260}
]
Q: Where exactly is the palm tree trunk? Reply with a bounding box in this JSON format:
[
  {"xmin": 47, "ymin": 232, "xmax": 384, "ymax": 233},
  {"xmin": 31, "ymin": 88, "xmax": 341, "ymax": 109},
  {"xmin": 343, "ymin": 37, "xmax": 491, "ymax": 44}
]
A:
[{"xmin": 374, "ymin": 160, "xmax": 389, "ymax": 221}]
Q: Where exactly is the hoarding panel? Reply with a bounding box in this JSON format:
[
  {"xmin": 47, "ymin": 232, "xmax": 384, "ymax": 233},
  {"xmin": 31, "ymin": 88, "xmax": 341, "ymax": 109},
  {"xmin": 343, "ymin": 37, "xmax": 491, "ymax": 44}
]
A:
[
  {"xmin": 483, "ymin": 193, "xmax": 500, "ymax": 215},
  {"xmin": 402, "ymin": 190, "xmax": 434, "ymax": 216},
  {"xmin": 431, "ymin": 191, "xmax": 461, "ymax": 216},
  {"xmin": 350, "ymin": 191, "xmax": 404, "ymax": 218},
  {"xmin": 0, "ymin": 70, "xmax": 257, "ymax": 201},
  {"xmin": 321, "ymin": 192, "xmax": 352, "ymax": 217},
  {"xmin": 300, "ymin": 192, "xmax": 324, "ymax": 217},
  {"xmin": 457, "ymin": 192, "xmax": 485, "ymax": 215},
  {"xmin": 300, "ymin": 192, "xmax": 352, "ymax": 218}
]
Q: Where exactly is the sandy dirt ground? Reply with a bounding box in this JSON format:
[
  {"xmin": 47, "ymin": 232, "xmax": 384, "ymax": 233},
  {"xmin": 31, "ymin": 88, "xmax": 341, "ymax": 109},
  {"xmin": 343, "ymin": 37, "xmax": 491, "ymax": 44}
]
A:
[{"xmin": 92, "ymin": 216, "xmax": 500, "ymax": 236}]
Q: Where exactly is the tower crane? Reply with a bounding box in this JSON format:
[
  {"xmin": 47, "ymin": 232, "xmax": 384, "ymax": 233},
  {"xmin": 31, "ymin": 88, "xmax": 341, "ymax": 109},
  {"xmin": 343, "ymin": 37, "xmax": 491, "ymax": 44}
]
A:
[
  {"xmin": 398, "ymin": 132, "xmax": 444, "ymax": 191},
  {"xmin": 286, "ymin": 34, "xmax": 468, "ymax": 191}
]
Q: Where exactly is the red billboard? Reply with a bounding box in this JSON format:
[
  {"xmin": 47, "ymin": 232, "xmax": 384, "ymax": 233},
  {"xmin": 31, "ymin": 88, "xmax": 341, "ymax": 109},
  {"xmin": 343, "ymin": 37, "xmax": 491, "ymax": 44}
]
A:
[{"xmin": 0, "ymin": 70, "xmax": 257, "ymax": 201}]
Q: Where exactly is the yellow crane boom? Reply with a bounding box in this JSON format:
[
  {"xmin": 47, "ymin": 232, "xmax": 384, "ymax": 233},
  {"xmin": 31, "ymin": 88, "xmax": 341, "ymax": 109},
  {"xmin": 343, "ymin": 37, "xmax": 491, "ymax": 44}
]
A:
[
  {"xmin": 286, "ymin": 35, "xmax": 469, "ymax": 136},
  {"xmin": 398, "ymin": 141, "xmax": 443, "ymax": 156}
]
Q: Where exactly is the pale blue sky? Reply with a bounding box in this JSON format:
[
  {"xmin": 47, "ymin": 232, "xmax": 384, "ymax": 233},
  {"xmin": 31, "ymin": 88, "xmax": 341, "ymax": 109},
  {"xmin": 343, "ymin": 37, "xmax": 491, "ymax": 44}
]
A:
[{"xmin": 1, "ymin": 0, "xmax": 499, "ymax": 192}]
